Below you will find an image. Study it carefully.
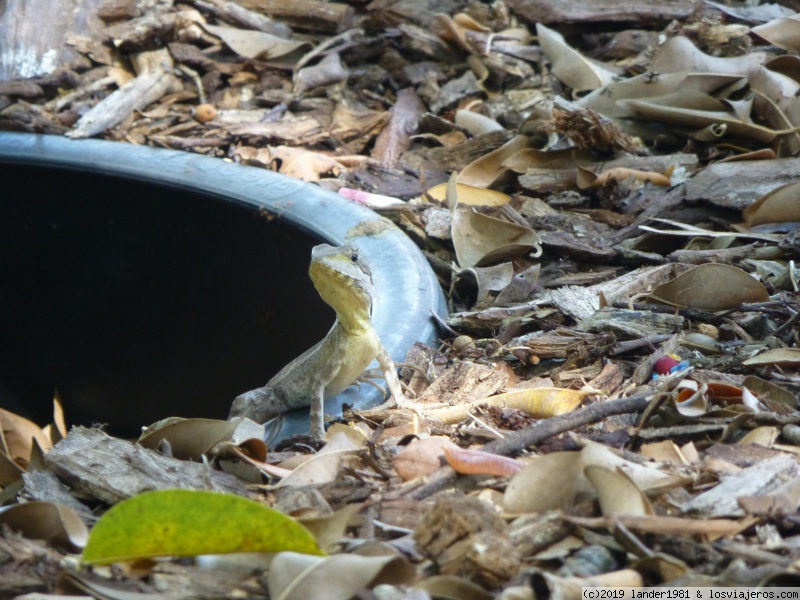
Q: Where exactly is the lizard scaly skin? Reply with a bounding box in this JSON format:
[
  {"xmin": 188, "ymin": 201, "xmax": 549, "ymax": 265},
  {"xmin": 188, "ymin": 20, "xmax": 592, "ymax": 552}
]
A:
[{"xmin": 229, "ymin": 243, "xmax": 404, "ymax": 439}]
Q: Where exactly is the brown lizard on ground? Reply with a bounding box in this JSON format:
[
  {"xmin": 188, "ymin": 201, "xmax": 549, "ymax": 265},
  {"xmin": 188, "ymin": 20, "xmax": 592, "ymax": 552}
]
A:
[{"xmin": 229, "ymin": 243, "xmax": 405, "ymax": 439}]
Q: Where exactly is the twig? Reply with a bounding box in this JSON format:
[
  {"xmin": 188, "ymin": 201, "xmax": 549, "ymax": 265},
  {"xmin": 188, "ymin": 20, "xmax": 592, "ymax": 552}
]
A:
[{"xmin": 403, "ymin": 394, "xmax": 653, "ymax": 500}]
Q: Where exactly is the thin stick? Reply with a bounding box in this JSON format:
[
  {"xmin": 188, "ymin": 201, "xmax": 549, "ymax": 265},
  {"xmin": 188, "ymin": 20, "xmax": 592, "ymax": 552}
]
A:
[{"xmin": 404, "ymin": 394, "xmax": 653, "ymax": 500}]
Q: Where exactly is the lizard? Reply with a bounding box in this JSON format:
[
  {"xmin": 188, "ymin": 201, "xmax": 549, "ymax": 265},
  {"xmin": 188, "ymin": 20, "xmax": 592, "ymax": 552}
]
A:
[{"xmin": 229, "ymin": 243, "xmax": 405, "ymax": 440}]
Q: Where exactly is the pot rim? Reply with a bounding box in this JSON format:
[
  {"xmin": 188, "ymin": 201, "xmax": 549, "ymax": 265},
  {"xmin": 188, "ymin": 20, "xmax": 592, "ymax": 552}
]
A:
[{"xmin": 0, "ymin": 132, "xmax": 446, "ymax": 436}]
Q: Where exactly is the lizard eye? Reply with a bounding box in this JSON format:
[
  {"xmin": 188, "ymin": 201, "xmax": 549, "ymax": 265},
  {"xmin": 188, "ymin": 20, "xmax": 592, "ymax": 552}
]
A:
[{"xmin": 350, "ymin": 252, "xmax": 359, "ymax": 263}]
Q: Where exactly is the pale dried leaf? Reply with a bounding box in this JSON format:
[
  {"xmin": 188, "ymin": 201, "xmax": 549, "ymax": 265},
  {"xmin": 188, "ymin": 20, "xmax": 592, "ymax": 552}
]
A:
[
  {"xmin": 203, "ymin": 24, "xmax": 309, "ymax": 60},
  {"xmin": 648, "ymin": 263, "xmax": 769, "ymax": 310},
  {"xmin": 536, "ymin": 23, "xmax": 618, "ymax": 92}
]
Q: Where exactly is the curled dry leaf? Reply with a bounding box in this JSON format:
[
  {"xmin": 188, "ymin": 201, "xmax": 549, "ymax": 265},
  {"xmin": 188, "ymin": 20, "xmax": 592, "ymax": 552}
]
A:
[
  {"xmin": 293, "ymin": 53, "xmax": 348, "ymax": 95},
  {"xmin": 203, "ymin": 24, "xmax": 309, "ymax": 60},
  {"xmin": 577, "ymin": 71, "xmax": 744, "ymax": 120},
  {"xmin": 455, "ymin": 109, "xmax": 504, "ymax": 135},
  {"xmin": 297, "ymin": 505, "xmax": 358, "ymax": 553},
  {"xmin": 743, "ymin": 347, "xmax": 800, "ymax": 367},
  {"xmin": 536, "ymin": 23, "xmax": 618, "ymax": 93},
  {"xmin": 268, "ymin": 551, "xmax": 416, "ymax": 600},
  {"xmin": 576, "ymin": 166, "xmax": 671, "ymax": 189},
  {"xmin": 0, "ymin": 501, "xmax": 88, "ymax": 551},
  {"xmin": 650, "ymin": 35, "xmax": 768, "ymax": 81},
  {"xmin": 0, "ymin": 407, "xmax": 52, "ymax": 464},
  {"xmin": 414, "ymin": 575, "xmax": 494, "ymax": 600},
  {"xmin": 458, "ymin": 135, "xmax": 532, "ymax": 188},
  {"xmin": 451, "ymin": 206, "xmax": 542, "ymax": 268},
  {"xmin": 584, "ymin": 465, "xmax": 655, "ymax": 517},
  {"xmin": 741, "ymin": 181, "xmax": 800, "ymax": 228},
  {"xmin": 213, "ymin": 438, "xmax": 292, "ymax": 482},
  {"xmin": 443, "ymin": 445, "xmax": 523, "ymax": 476},
  {"xmin": 427, "ymin": 182, "xmax": 511, "ymax": 206},
  {"xmin": 392, "ymin": 436, "xmax": 457, "ymax": 481},
  {"xmin": 137, "ymin": 417, "xmax": 239, "ymax": 460},
  {"xmin": 504, "ymin": 442, "xmax": 689, "ymax": 514},
  {"xmin": 0, "ymin": 451, "xmax": 25, "ymax": 486},
  {"xmin": 269, "ymin": 146, "xmax": 366, "ymax": 182},
  {"xmin": 427, "ymin": 387, "xmax": 585, "ymax": 425},
  {"xmin": 620, "ymin": 93, "xmax": 780, "ymax": 144},
  {"xmin": 752, "ymin": 14, "xmax": 800, "ymax": 52},
  {"xmin": 454, "ymin": 262, "xmax": 515, "ymax": 307},
  {"xmin": 501, "ymin": 146, "xmax": 588, "ymax": 173},
  {"xmin": 277, "ymin": 432, "xmax": 363, "ymax": 487},
  {"xmin": 737, "ymin": 426, "xmax": 778, "ymax": 447},
  {"xmin": 647, "ymin": 263, "xmax": 769, "ymax": 310}
]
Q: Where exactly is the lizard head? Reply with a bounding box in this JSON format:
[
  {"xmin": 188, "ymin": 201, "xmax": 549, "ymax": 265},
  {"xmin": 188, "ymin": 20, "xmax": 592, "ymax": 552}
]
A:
[{"xmin": 309, "ymin": 244, "xmax": 375, "ymax": 330}]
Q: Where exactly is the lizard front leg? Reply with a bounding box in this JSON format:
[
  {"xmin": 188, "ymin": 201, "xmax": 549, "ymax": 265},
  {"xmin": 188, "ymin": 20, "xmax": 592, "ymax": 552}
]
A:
[
  {"xmin": 376, "ymin": 347, "xmax": 405, "ymax": 408},
  {"xmin": 309, "ymin": 356, "xmax": 345, "ymax": 440}
]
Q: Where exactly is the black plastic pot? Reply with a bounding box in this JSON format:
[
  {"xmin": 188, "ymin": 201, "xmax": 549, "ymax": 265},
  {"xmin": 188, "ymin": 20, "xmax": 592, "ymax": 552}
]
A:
[{"xmin": 0, "ymin": 132, "xmax": 446, "ymax": 437}]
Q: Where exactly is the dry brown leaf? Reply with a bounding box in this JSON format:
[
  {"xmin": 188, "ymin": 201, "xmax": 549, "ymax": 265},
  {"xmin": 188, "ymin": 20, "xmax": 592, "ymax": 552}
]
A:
[
  {"xmin": 455, "ymin": 109, "xmax": 504, "ymax": 135},
  {"xmin": 277, "ymin": 448, "xmax": 360, "ymax": 487},
  {"xmin": 504, "ymin": 443, "xmax": 688, "ymax": 514},
  {"xmin": 203, "ymin": 24, "xmax": 309, "ymax": 60},
  {"xmin": 213, "ymin": 438, "xmax": 292, "ymax": 482},
  {"xmin": 584, "ymin": 465, "xmax": 655, "ymax": 517},
  {"xmin": 297, "ymin": 505, "xmax": 358, "ymax": 552},
  {"xmin": 743, "ymin": 347, "xmax": 800, "ymax": 367},
  {"xmin": 578, "ymin": 71, "xmax": 745, "ymax": 120},
  {"xmin": 0, "ymin": 408, "xmax": 52, "ymax": 465},
  {"xmin": 414, "ymin": 575, "xmax": 494, "ymax": 600},
  {"xmin": 650, "ymin": 35, "xmax": 768, "ymax": 80},
  {"xmin": 0, "ymin": 450, "xmax": 25, "ymax": 486},
  {"xmin": 458, "ymin": 135, "xmax": 532, "ymax": 188},
  {"xmin": 267, "ymin": 552, "xmax": 416, "ymax": 600},
  {"xmin": 738, "ymin": 426, "xmax": 778, "ymax": 447},
  {"xmin": 741, "ymin": 181, "xmax": 800, "ymax": 228},
  {"xmin": 293, "ymin": 53, "xmax": 348, "ymax": 95},
  {"xmin": 455, "ymin": 262, "xmax": 515, "ymax": 307},
  {"xmin": 392, "ymin": 436, "xmax": 456, "ymax": 481},
  {"xmin": 564, "ymin": 514, "xmax": 753, "ymax": 537},
  {"xmin": 502, "ymin": 146, "xmax": 590, "ymax": 173},
  {"xmin": 0, "ymin": 501, "xmax": 88, "ymax": 551},
  {"xmin": 621, "ymin": 93, "xmax": 780, "ymax": 144},
  {"xmin": 639, "ymin": 440, "xmax": 690, "ymax": 466},
  {"xmin": 427, "ymin": 182, "xmax": 511, "ymax": 206},
  {"xmin": 427, "ymin": 387, "xmax": 583, "ymax": 424},
  {"xmin": 752, "ymin": 14, "xmax": 800, "ymax": 52},
  {"xmin": 576, "ymin": 166, "xmax": 671, "ymax": 189},
  {"xmin": 536, "ymin": 23, "xmax": 618, "ymax": 93},
  {"xmin": 269, "ymin": 146, "xmax": 364, "ymax": 182},
  {"xmin": 451, "ymin": 204, "xmax": 542, "ymax": 268},
  {"xmin": 648, "ymin": 263, "xmax": 769, "ymax": 310},
  {"xmin": 137, "ymin": 417, "xmax": 239, "ymax": 460},
  {"xmin": 504, "ymin": 452, "xmax": 583, "ymax": 514}
]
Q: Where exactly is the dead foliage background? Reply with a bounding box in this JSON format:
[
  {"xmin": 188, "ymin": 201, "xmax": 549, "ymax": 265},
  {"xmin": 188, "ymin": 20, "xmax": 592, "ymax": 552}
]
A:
[{"xmin": 3, "ymin": 0, "xmax": 800, "ymax": 598}]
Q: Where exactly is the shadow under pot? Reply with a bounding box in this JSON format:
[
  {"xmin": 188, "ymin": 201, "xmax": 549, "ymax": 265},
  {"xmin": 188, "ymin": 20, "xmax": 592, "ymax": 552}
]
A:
[{"xmin": 0, "ymin": 133, "xmax": 446, "ymax": 438}]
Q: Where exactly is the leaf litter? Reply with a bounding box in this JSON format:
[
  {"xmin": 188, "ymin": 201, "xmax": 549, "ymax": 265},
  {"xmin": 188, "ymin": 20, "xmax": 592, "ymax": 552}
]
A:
[{"xmin": 3, "ymin": 0, "xmax": 800, "ymax": 598}]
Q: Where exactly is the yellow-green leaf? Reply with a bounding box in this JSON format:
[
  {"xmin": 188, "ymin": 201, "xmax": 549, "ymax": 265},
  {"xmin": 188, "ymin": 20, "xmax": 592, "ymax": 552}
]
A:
[
  {"xmin": 82, "ymin": 489, "xmax": 325, "ymax": 564},
  {"xmin": 427, "ymin": 387, "xmax": 584, "ymax": 424}
]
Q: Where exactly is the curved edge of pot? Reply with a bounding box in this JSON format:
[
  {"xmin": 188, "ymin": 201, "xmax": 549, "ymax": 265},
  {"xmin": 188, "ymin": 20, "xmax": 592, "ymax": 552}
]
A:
[{"xmin": 0, "ymin": 132, "xmax": 447, "ymax": 436}]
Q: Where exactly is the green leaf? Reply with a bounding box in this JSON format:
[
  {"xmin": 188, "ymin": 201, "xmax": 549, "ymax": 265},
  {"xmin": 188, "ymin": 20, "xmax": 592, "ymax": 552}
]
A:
[{"xmin": 82, "ymin": 489, "xmax": 325, "ymax": 564}]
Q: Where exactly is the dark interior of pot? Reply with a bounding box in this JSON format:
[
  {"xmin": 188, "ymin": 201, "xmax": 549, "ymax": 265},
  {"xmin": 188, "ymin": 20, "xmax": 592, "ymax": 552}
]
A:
[{"xmin": 0, "ymin": 163, "xmax": 332, "ymax": 436}]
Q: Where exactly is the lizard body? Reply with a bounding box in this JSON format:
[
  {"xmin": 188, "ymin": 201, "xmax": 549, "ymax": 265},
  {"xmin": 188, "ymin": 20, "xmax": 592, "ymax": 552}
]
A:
[{"xmin": 229, "ymin": 243, "xmax": 404, "ymax": 439}]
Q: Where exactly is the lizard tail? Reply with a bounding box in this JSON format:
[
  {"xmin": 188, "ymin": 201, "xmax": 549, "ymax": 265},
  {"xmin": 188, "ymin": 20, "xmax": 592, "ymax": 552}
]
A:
[{"xmin": 229, "ymin": 386, "xmax": 289, "ymax": 424}]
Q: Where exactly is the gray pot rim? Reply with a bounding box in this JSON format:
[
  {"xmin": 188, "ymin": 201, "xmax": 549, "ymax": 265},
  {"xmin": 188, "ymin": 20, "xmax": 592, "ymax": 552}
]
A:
[{"xmin": 0, "ymin": 132, "xmax": 446, "ymax": 435}]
